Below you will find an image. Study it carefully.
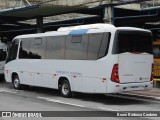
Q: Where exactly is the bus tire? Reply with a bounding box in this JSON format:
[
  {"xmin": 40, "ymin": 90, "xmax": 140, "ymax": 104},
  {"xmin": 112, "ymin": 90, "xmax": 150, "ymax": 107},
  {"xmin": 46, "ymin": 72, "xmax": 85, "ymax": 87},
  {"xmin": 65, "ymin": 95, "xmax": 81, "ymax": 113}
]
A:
[
  {"xmin": 12, "ymin": 75, "xmax": 21, "ymax": 90},
  {"xmin": 60, "ymin": 80, "xmax": 72, "ymax": 98}
]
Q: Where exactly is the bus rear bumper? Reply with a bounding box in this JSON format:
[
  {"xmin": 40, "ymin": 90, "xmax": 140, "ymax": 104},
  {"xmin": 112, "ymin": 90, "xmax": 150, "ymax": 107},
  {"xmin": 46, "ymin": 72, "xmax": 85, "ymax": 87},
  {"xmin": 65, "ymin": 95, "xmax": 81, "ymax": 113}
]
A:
[{"xmin": 107, "ymin": 80, "xmax": 153, "ymax": 93}]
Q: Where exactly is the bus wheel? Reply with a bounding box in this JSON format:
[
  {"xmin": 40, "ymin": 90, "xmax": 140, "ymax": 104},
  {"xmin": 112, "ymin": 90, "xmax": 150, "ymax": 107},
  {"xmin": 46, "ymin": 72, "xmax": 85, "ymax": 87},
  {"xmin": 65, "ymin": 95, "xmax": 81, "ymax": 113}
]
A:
[
  {"xmin": 60, "ymin": 80, "xmax": 72, "ymax": 97},
  {"xmin": 13, "ymin": 75, "xmax": 21, "ymax": 90}
]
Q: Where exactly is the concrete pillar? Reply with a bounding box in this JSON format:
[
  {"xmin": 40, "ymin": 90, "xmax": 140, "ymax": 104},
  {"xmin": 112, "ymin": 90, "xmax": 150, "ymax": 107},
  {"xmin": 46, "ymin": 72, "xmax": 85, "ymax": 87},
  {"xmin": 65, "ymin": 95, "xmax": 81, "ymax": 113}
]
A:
[
  {"xmin": 36, "ymin": 17, "xmax": 43, "ymax": 33},
  {"xmin": 103, "ymin": 6, "xmax": 114, "ymax": 25}
]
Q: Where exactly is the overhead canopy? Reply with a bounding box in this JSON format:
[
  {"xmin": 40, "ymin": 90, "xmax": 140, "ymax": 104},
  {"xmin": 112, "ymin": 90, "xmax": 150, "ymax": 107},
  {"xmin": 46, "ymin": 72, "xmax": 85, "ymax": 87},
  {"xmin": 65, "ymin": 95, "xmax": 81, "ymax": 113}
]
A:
[
  {"xmin": 0, "ymin": 0, "xmax": 160, "ymax": 41},
  {"xmin": 0, "ymin": 4, "xmax": 87, "ymax": 20},
  {"xmin": 0, "ymin": 3, "xmax": 89, "ymax": 39}
]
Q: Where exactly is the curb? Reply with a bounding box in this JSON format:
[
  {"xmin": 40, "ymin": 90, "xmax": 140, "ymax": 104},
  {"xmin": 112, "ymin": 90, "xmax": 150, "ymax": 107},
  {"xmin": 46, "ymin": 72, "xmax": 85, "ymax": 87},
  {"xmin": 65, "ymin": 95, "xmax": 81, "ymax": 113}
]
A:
[{"xmin": 118, "ymin": 93, "xmax": 160, "ymax": 101}]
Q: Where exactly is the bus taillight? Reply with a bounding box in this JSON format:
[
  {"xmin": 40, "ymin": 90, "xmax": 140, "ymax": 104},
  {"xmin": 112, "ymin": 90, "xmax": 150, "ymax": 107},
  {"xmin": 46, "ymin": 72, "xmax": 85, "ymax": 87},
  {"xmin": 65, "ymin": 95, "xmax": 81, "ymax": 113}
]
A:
[
  {"xmin": 111, "ymin": 64, "xmax": 120, "ymax": 83},
  {"xmin": 151, "ymin": 64, "xmax": 154, "ymax": 81}
]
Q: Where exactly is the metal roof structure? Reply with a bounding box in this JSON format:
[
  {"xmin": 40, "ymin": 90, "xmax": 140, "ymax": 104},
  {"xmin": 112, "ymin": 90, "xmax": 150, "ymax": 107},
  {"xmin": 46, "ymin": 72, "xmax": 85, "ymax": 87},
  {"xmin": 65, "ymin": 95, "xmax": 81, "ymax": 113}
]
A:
[
  {"xmin": 0, "ymin": 0, "xmax": 160, "ymax": 42},
  {"xmin": 0, "ymin": 0, "xmax": 150, "ymax": 19},
  {"xmin": 0, "ymin": 4, "xmax": 87, "ymax": 20},
  {"xmin": 0, "ymin": 0, "xmax": 88, "ymax": 39}
]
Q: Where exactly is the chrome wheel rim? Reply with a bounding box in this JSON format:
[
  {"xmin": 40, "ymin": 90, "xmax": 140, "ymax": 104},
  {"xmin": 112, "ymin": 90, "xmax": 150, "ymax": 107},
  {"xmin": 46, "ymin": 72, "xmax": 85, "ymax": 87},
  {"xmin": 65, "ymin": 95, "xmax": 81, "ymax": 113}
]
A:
[
  {"xmin": 14, "ymin": 78, "xmax": 19, "ymax": 88},
  {"xmin": 62, "ymin": 83, "xmax": 69, "ymax": 95}
]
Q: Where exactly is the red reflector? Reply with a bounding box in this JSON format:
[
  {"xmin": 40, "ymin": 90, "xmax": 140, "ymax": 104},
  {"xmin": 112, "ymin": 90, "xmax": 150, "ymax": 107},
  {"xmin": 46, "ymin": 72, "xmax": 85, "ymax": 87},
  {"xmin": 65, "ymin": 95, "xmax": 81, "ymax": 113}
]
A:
[{"xmin": 115, "ymin": 85, "xmax": 120, "ymax": 87}]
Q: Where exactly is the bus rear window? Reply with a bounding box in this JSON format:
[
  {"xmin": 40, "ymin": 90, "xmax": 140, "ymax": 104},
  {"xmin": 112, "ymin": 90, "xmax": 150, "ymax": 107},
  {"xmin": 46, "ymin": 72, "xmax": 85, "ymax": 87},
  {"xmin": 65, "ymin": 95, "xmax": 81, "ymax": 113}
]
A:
[{"xmin": 112, "ymin": 30, "xmax": 153, "ymax": 54}]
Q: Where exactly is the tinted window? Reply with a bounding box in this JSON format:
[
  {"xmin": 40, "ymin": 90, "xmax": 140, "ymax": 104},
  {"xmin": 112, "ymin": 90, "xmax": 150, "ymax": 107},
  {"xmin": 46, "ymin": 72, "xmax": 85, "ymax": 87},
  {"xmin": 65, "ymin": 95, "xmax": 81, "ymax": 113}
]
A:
[
  {"xmin": 0, "ymin": 49, "xmax": 6, "ymax": 61},
  {"xmin": 65, "ymin": 35, "xmax": 88, "ymax": 60},
  {"xmin": 29, "ymin": 38, "xmax": 46, "ymax": 59},
  {"xmin": 87, "ymin": 33, "xmax": 103, "ymax": 60},
  {"xmin": 46, "ymin": 36, "xmax": 65, "ymax": 59},
  {"xmin": 98, "ymin": 33, "xmax": 111, "ymax": 59},
  {"xmin": 6, "ymin": 39, "xmax": 19, "ymax": 63},
  {"xmin": 35, "ymin": 38, "xmax": 42, "ymax": 45},
  {"xmin": 112, "ymin": 31, "xmax": 153, "ymax": 54},
  {"xmin": 72, "ymin": 36, "xmax": 82, "ymax": 43},
  {"xmin": 19, "ymin": 39, "xmax": 31, "ymax": 59}
]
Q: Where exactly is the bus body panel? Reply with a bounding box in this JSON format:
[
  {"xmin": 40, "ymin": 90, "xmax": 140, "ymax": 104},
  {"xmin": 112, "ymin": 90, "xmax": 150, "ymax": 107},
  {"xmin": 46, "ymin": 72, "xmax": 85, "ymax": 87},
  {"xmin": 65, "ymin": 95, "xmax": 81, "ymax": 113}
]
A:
[
  {"xmin": 5, "ymin": 24, "xmax": 153, "ymax": 94},
  {"xmin": 119, "ymin": 54, "xmax": 153, "ymax": 83},
  {"xmin": 5, "ymin": 58, "xmax": 112, "ymax": 93}
]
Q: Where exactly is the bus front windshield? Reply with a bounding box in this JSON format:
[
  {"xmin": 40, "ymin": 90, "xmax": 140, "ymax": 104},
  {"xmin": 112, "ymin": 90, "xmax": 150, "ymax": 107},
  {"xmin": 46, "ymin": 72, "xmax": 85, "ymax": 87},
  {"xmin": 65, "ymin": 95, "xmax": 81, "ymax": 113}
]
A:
[
  {"xmin": 6, "ymin": 39, "xmax": 19, "ymax": 63},
  {"xmin": 0, "ymin": 49, "xmax": 6, "ymax": 62}
]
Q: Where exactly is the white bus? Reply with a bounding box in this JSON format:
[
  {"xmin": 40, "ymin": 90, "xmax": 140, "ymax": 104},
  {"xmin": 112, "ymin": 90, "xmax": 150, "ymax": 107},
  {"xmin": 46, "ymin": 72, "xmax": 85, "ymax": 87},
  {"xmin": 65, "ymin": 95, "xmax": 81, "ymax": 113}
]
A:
[
  {"xmin": 0, "ymin": 42, "xmax": 7, "ymax": 76},
  {"xmin": 5, "ymin": 24, "xmax": 153, "ymax": 97}
]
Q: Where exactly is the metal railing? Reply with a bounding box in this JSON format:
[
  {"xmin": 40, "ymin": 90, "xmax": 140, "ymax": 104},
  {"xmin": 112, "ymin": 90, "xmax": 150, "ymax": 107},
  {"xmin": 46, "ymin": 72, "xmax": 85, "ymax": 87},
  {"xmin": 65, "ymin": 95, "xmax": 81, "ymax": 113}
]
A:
[
  {"xmin": 141, "ymin": 0, "xmax": 160, "ymax": 10},
  {"xmin": 153, "ymin": 63, "xmax": 160, "ymax": 80},
  {"xmin": 153, "ymin": 63, "xmax": 160, "ymax": 87}
]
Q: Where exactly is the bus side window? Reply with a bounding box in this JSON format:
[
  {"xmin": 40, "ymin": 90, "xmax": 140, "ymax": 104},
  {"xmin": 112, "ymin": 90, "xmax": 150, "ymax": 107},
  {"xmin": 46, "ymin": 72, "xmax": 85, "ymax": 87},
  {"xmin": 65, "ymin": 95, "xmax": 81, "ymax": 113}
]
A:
[
  {"xmin": 19, "ymin": 39, "xmax": 31, "ymax": 59},
  {"xmin": 87, "ymin": 33, "xmax": 103, "ymax": 60},
  {"xmin": 6, "ymin": 39, "xmax": 19, "ymax": 63},
  {"xmin": 45, "ymin": 36, "xmax": 65, "ymax": 59},
  {"xmin": 65, "ymin": 35, "xmax": 88, "ymax": 60},
  {"xmin": 29, "ymin": 38, "xmax": 46, "ymax": 59},
  {"xmin": 98, "ymin": 32, "xmax": 111, "ymax": 59}
]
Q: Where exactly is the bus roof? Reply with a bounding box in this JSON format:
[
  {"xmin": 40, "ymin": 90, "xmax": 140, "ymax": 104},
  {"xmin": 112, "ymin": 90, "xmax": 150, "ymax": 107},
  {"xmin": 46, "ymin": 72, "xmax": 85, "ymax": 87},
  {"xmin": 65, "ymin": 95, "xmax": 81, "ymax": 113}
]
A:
[
  {"xmin": 57, "ymin": 23, "xmax": 115, "ymax": 32},
  {"xmin": 117, "ymin": 27, "xmax": 151, "ymax": 33},
  {"xmin": 14, "ymin": 24, "xmax": 150, "ymax": 39},
  {"xmin": 14, "ymin": 23, "xmax": 115, "ymax": 39}
]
